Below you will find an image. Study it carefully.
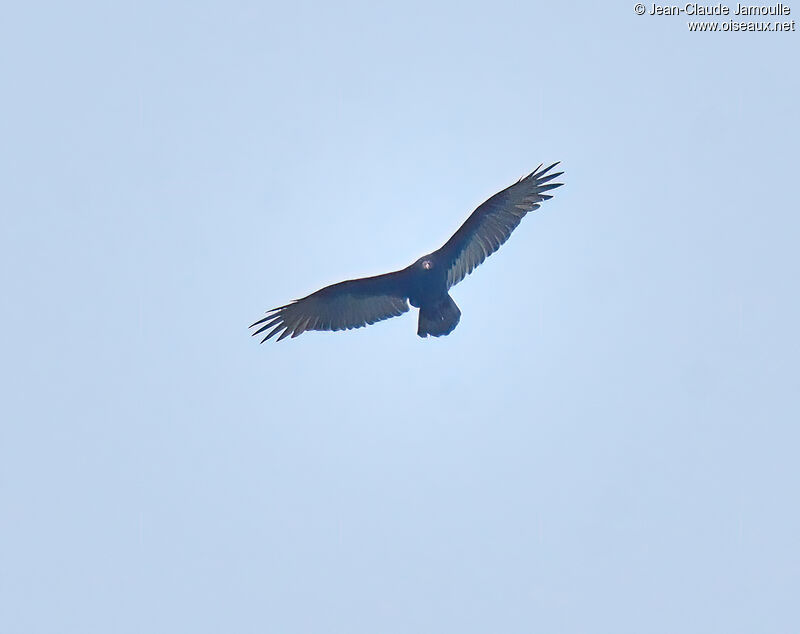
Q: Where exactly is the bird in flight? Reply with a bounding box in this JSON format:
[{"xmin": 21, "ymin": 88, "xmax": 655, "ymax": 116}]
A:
[{"xmin": 251, "ymin": 162, "xmax": 563, "ymax": 342}]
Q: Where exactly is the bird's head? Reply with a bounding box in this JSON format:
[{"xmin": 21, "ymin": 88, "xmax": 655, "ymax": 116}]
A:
[{"xmin": 416, "ymin": 256, "xmax": 435, "ymax": 271}]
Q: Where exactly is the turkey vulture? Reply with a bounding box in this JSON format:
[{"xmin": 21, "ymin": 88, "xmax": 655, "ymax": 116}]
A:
[{"xmin": 251, "ymin": 162, "xmax": 563, "ymax": 341}]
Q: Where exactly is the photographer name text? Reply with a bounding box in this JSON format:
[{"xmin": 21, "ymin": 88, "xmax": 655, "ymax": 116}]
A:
[{"xmin": 648, "ymin": 2, "xmax": 790, "ymax": 14}]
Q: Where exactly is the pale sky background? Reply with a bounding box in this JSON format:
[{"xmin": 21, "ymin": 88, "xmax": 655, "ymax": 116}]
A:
[{"xmin": 2, "ymin": 2, "xmax": 798, "ymax": 633}]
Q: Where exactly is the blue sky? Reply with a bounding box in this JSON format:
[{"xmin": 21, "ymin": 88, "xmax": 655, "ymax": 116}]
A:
[{"xmin": 2, "ymin": 2, "xmax": 798, "ymax": 633}]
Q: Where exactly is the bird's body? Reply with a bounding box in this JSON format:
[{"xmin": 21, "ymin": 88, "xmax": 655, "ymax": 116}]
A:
[
  {"xmin": 405, "ymin": 255, "xmax": 460, "ymax": 337},
  {"xmin": 251, "ymin": 163, "xmax": 563, "ymax": 342},
  {"xmin": 407, "ymin": 256, "xmax": 447, "ymax": 307}
]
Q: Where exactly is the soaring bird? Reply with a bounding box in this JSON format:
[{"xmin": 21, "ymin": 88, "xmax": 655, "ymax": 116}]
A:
[{"xmin": 251, "ymin": 162, "xmax": 563, "ymax": 342}]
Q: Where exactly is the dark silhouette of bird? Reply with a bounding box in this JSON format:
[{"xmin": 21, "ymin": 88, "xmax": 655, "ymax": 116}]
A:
[{"xmin": 250, "ymin": 163, "xmax": 563, "ymax": 341}]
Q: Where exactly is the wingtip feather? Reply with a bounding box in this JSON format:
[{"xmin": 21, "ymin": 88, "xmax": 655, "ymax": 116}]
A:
[{"xmin": 538, "ymin": 161, "xmax": 561, "ymax": 175}]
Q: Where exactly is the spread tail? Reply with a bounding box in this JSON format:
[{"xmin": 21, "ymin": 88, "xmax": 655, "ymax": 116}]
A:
[{"xmin": 417, "ymin": 294, "xmax": 461, "ymax": 338}]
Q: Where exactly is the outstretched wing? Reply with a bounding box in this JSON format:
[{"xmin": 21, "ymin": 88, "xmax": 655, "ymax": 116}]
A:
[
  {"xmin": 436, "ymin": 162, "xmax": 563, "ymax": 289},
  {"xmin": 250, "ymin": 271, "xmax": 410, "ymax": 342}
]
